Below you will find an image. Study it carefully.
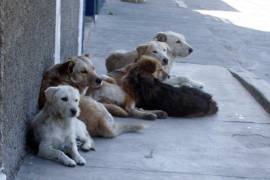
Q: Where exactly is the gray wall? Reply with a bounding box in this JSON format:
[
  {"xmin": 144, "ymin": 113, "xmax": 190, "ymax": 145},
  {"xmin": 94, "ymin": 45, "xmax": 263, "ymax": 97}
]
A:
[
  {"xmin": 0, "ymin": 0, "xmax": 56, "ymax": 179},
  {"xmin": 0, "ymin": 0, "xmax": 84, "ymax": 179},
  {"xmin": 61, "ymin": 0, "xmax": 81, "ymax": 61}
]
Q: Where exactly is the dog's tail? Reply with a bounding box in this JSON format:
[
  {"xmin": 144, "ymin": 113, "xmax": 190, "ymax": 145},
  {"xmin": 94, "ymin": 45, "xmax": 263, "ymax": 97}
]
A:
[
  {"xmin": 207, "ymin": 99, "xmax": 218, "ymax": 115},
  {"xmin": 103, "ymin": 103, "xmax": 130, "ymax": 117},
  {"xmin": 113, "ymin": 123, "xmax": 144, "ymax": 136}
]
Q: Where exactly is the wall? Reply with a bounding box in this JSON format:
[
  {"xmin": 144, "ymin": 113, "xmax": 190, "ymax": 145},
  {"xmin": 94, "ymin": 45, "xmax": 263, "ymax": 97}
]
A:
[
  {"xmin": 61, "ymin": 0, "xmax": 83, "ymax": 61},
  {"xmin": 0, "ymin": 1, "xmax": 56, "ymax": 179},
  {"xmin": 0, "ymin": 1, "xmax": 84, "ymax": 179}
]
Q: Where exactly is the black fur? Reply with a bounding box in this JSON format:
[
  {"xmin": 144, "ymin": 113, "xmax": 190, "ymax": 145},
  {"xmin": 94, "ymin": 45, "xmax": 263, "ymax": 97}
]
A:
[{"xmin": 124, "ymin": 66, "xmax": 218, "ymax": 117}]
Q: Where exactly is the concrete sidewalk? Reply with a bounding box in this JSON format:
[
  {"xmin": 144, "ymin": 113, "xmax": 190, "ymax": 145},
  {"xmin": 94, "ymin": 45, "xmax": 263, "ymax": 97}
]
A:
[
  {"xmin": 16, "ymin": 0, "xmax": 270, "ymax": 179},
  {"xmin": 16, "ymin": 63, "xmax": 270, "ymax": 180}
]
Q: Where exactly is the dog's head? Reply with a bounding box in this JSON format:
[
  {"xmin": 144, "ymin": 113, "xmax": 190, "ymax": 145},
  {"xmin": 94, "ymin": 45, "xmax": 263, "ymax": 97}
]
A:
[
  {"xmin": 131, "ymin": 55, "xmax": 169, "ymax": 81},
  {"xmin": 60, "ymin": 54, "xmax": 103, "ymax": 89},
  {"xmin": 45, "ymin": 85, "xmax": 80, "ymax": 118},
  {"xmin": 154, "ymin": 31, "xmax": 193, "ymax": 57},
  {"xmin": 136, "ymin": 41, "xmax": 170, "ymax": 66}
]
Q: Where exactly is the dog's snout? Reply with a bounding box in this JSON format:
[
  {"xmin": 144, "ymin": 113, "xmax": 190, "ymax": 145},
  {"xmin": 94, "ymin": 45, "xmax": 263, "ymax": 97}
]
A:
[
  {"xmin": 162, "ymin": 58, "xmax": 168, "ymax": 65},
  {"xmin": 188, "ymin": 48, "xmax": 193, "ymax": 54},
  {"xmin": 70, "ymin": 108, "xmax": 77, "ymax": 116},
  {"xmin": 95, "ymin": 78, "xmax": 102, "ymax": 85}
]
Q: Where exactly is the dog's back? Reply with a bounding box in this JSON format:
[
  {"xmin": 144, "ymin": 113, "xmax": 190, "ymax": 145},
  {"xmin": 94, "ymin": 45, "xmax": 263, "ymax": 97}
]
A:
[{"xmin": 123, "ymin": 58, "xmax": 218, "ymax": 117}]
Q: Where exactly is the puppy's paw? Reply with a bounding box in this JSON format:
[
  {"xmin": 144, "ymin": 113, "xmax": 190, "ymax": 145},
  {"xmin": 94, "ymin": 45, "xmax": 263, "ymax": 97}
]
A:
[
  {"xmin": 155, "ymin": 110, "xmax": 168, "ymax": 119},
  {"xmin": 74, "ymin": 155, "xmax": 86, "ymax": 166},
  {"xmin": 143, "ymin": 113, "xmax": 157, "ymax": 120},
  {"xmin": 63, "ymin": 159, "xmax": 76, "ymax": 167},
  {"xmin": 81, "ymin": 141, "xmax": 95, "ymax": 152}
]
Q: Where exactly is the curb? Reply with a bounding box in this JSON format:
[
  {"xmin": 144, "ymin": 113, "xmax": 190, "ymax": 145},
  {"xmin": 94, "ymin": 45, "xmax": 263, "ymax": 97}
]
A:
[{"xmin": 229, "ymin": 68, "xmax": 270, "ymax": 115}]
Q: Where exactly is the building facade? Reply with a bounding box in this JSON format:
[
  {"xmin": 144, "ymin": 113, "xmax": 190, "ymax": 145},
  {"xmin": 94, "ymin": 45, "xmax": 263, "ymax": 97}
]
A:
[{"xmin": 0, "ymin": 0, "xmax": 106, "ymax": 179}]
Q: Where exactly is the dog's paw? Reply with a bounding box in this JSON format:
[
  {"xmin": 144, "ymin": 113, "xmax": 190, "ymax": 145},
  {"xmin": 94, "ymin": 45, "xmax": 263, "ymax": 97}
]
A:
[
  {"xmin": 81, "ymin": 141, "xmax": 95, "ymax": 152},
  {"xmin": 63, "ymin": 159, "xmax": 76, "ymax": 167},
  {"xmin": 143, "ymin": 113, "xmax": 157, "ymax": 120},
  {"xmin": 155, "ymin": 110, "xmax": 168, "ymax": 119},
  {"xmin": 74, "ymin": 155, "xmax": 86, "ymax": 166},
  {"xmin": 191, "ymin": 81, "xmax": 204, "ymax": 89}
]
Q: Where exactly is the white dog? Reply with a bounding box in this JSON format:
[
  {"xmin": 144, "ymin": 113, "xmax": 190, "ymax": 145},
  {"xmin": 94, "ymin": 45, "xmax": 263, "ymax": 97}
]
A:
[
  {"xmin": 31, "ymin": 85, "xmax": 94, "ymax": 167},
  {"xmin": 154, "ymin": 31, "xmax": 203, "ymax": 88}
]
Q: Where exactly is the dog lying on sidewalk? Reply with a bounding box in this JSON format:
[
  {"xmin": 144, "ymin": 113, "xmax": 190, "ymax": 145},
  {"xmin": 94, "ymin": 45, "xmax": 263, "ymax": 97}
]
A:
[
  {"xmin": 86, "ymin": 75, "xmax": 168, "ymax": 120},
  {"xmin": 122, "ymin": 56, "xmax": 218, "ymax": 117},
  {"xmin": 32, "ymin": 85, "xmax": 93, "ymax": 167},
  {"xmin": 38, "ymin": 54, "xmax": 143, "ymax": 137},
  {"xmin": 105, "ymin": 31, "xmax": 202, "ymax": 88}
]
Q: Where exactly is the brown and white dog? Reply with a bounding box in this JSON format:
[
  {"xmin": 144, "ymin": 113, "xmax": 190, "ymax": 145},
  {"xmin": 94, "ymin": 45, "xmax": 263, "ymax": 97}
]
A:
[
  {"xmin": 86, "ymin": 73, "xmax": 168, "ymax": 120},
  {"xmin": 106, "ymin": 31, "xmax": 203, "ymax": 88},
  {"xmin": 38, "ymin": 54, "xmax": 143, "ymax": 138},
  {"xmin": 122, "ymin": 56, "xmax": 218, "ymax": 117}
]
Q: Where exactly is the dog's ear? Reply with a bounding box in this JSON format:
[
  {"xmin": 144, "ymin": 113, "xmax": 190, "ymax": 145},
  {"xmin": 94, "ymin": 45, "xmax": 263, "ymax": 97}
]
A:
[
  {"xmin": 45, "ymin": 86, "xmax": 59, "ymax": 102},
  {"xmin": 59, "ymin": 60, "xmax": 75, "ymax": 74},
  {"xmin": 136, "ymin": 44, "xmax": 149, "ymax": 58},
  {"xmin": 138, "ymin": 59, "xmax": 157, "ymax": 74},
  {"xmin": 154, "ymin": 32, "xmax": 167, "ymax": 42}
]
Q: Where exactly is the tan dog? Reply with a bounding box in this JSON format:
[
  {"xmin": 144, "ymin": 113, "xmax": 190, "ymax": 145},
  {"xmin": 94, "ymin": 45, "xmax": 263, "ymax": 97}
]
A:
[
  {"xmin": 86, "ymin": 74, "xmax": 168, "ymax": 120},
  {"xmin": 106, "ymin": 41, "xmax": 170, "ymax": 72},
  {"xmin": 38, "ymin": 54, "xmax": 143, "ymax": 138}
]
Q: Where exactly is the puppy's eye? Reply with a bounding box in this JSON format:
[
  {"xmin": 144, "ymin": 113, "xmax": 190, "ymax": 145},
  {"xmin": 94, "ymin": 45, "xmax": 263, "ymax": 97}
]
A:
[
  {"xmin": 152, "ymin": 51, "xmax": 157, "ymax": 53},
  {"xmin": 75, "ymin": 99, "xmax": 78, "ymax": 102},
  {"xmin": 61, "ymin": 97, "xmax": 68, "ymax": 102},
  {"xmin": 163, "ymin": 49, "xmax": 166, "ymax": 52},
  {"xmin": 176, "ymin": 40, "xmax": 181, "ymax": 44},
  {"xmin": 81, "ymin": 70, "xmax": 88, "ymax": 74}
]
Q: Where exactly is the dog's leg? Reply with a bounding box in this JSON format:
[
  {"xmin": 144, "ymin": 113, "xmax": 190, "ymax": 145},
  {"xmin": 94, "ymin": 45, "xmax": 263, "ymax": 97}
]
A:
[
  {"xmin": 38, "ymin": 142, "xmax": 76, "ymax": 167},
  {"xmin": 68, "ymin": 139, "xmax": 86, "ymax": 166},
  {"xmin": 140, "ymin": 109, "xmax": 168, "ymax": 119},
  {"xmin": 75, "ymin": 119, "xmax": 95, "ymax": 151},
  {"xmin": 164, "ymin": 76, "xmax": 203, "ymax": 89}
]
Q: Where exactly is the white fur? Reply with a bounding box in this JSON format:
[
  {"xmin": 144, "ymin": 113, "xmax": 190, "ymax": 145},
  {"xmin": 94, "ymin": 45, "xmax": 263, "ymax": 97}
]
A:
[
  {"xmin": 154, "ymin": 31, "xmax": 203, "ymax": 88},
  {"xmin": 31, "ymin": 85, "xmax": 94, "ymax": 167}
]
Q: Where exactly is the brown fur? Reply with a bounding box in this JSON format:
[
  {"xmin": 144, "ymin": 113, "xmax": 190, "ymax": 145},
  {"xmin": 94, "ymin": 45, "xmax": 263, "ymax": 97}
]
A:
[
  {"xmin": 122, "ymin": 57, "xmax": 218, "ymax": 117},
  {"xmin": 38, "ymin": 55, "xmax": 143, "ymax": 138}
]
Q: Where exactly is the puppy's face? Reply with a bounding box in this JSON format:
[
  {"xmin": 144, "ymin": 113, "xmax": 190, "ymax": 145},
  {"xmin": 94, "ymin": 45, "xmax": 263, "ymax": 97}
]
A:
[
  {"xmin": 45, "ymin": 85, "xmax": 80, "ymax": 118},
  {"xmin": 62, "ymin": 54, "xmax": 103, "ymax": 89},
  {"xmin": 136, "ymin": 41, "xmax": 170, "ymax": 66},
  {"xmin": 137, "ymin": 56, "xmax": 169, "ymax": 81},
  {"xmin": 154, "ymin": 31, "xmax": 193, "ymax": 57}
]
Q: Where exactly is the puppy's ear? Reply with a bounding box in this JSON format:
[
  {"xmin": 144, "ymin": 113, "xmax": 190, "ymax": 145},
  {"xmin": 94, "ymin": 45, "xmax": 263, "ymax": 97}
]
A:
[
  {"xmin": 59, "ymin": 60, "xmax": 75, "ymax": 74},
  {"xmin": 45, "ymin": 86, "xmax": 59, "ymax": 102},
  {"xmin": 138, "ymin": 59, "xmax": 157, "ymax": 74},
  {"xmin": 154, "ymin": 32, "xmax": 167, "ymax": 42},
  {"xmin": 136, "ymin": 44, "xmax": 149, "ymax": 58}
]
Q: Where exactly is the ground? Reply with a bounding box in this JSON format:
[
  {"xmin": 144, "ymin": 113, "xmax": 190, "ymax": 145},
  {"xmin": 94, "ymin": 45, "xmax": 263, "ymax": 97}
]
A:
[{"xmin": 16, "ymin": 0, "xmax": 270, "ymax": 179}]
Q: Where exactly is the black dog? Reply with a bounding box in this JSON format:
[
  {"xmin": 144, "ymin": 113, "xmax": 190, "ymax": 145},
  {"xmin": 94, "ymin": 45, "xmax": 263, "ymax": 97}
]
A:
[{"xmin": 122, "ymin": 57, "xmax": 218, "ymax": 117}]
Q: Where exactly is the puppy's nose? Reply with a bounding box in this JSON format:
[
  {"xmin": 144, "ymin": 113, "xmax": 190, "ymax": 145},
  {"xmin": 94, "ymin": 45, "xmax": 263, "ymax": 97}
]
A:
[
  {"xmin": 95, "ymin": 78, "xmax": 102, "ymax": 85},
  {"xmin": 188, "ymin": 48, "xmax": 193, "ymax": 54},
  {"xmin": 162, "ymin": 58, "xmax": 168, "ymax": 65},
  {"xmin": 70, "ymin": 108, "xmax": 77, "ymax": 116}
]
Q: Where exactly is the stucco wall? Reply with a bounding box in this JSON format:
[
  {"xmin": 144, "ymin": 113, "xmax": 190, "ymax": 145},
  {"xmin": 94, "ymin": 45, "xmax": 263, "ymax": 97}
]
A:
[
  {"xmin": 0, "ymin": 0, "xmax": 56, "ymax": 179},
  {"xmin": 61, "ymin": 0, "xmax": 81, "ymax": 61}
]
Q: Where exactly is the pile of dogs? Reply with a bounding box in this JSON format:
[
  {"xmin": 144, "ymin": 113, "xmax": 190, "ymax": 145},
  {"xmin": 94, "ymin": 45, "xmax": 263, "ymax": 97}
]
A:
[{"xmin": 30, "ymin": 31, "xmax": 218, "ymax": 167}]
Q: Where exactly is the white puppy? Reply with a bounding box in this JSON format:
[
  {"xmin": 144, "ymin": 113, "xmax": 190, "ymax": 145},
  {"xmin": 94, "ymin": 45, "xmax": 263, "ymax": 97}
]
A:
[
  {"xmin": 31, "ymin": 85, "xmax": 94, "ymax": 167},
  {"xmin": 154, "ymin": 31, "xmax": 203, "ymax": 89}
]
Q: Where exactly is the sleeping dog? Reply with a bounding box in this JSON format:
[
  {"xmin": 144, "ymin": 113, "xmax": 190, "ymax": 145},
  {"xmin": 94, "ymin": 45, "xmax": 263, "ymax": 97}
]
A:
[{"xmin": 122, "ymin": 56, "xmax": 218, "ymax": 117}]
